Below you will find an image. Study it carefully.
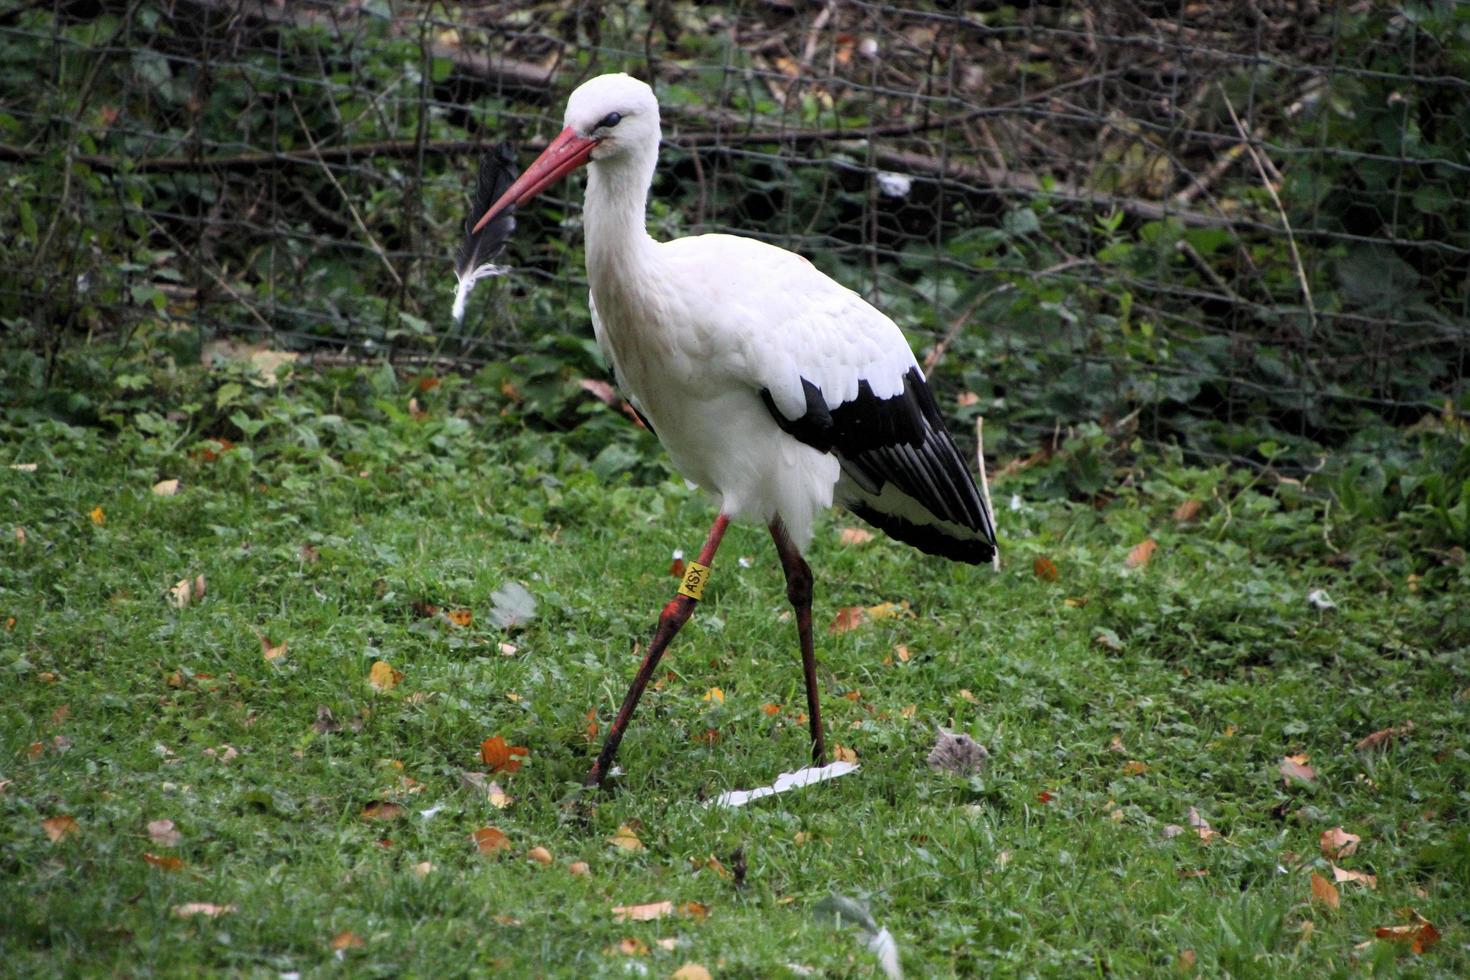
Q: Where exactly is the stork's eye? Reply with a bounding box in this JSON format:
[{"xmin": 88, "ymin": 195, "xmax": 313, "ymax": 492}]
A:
[{"xmin": 597, "ymin": 111, "xmax": 623, "ymax": 130}]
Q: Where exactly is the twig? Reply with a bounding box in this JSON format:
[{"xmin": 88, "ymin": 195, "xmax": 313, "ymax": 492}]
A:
[
  {"xmin": 975, "ymin": 417, "xmax": 1000, "ymax": 571},
  {"xmin": 288, "ymin": 98, "xmax": 402, "ymax": 289},
  {"xmin": 1218, "ymin": 85, "xmax": 1317, "ymax": 335}
]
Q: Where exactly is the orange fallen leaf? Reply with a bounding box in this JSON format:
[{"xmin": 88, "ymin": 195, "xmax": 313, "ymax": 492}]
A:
[
  {"xmin": 569, "ymin": 861, "xmax": 591, "ymax": 876},
  {"xmin": 1309, "ymin": 871, "xmax": 1339, "ymax": 909},
  {"xmin": 584, "ymin": 708, "xmax": 599, "ymax": 741},
  {"xmin": 760, "ymin": 702, "xmax": 782, "ymax": 716},
  {"xmin": 446, "ymin": 608, "xmax": 472, "ymax": 627},
  {"xmin": 472, "ymin": 826, "xmax": 512, "ymax": 856},
  {"xmin": 172, "ymin": 903, "xmax": 235, "ymax": 918},
  {"xmin": 1033, "ymin": 556, "xmax": 1059, "ymax": 581},
  {"xmin": 611, "ymin": 937, "xmax": 648, "ymax": 956},
  {"xmin": 168, "ymin": 575, "xmax": 206, "ymax": 609},
  {"xmin": 702, "ymin": 687, "xmax": 724, "ymax": 704},
  {"xmin": 832, "ymin": 743, "xmax": 858, "ymax": 764},
  {"xmin": 1331, "ymin": 863, "xmax": 1377, "ymax": 889},
  {"xmin": 608, "ymin": 824, "xmax": 644, "ymax": 852},
  {"xmin": 1355, "ymin": 722, "xmax": 1413, "ymax": 752},
  {"xmin": 89, "ymin": 506, "xmax": 105, "ymax": 526},
  {"xmin": 1374, "ymin": 910, "xmax": 1440, "ymax": 953},
  {"xmin": 672, "ymin": 964, "xmax": 712, "ymax": 980},
  {"xmin": 260, "ymin": 635, "xmax": 288, "ymax": 662},
  {"xmin": 1178, "ymin": 948, "xmax": 1197, "ymax": 972},
  {"xmin": 679, "ymin": 901, "xmax": 709, "ymax": 920},
  {"xmin": 1037, "ymin": 790, "xmax": 1055, "ymax": 804},
  {"xmin": 1187, "ymin": 807, "xmax": 1219, "ymax": 843},
  {"xmin": 367, "ymin": 660, "xmax": 404, "ymax": 691},
  {"xmin": 527, "ymin": 846, "xmax": 553, "ymax": 866},
  {"xmin": 894, "ymin": 644, "xmax": 911, "ymax": 663},
  {"xmin": 143, "ymin": 852, "xmax": 184, "ymax": 871},
  {"xmin": 330, "ymin": 930, "xmax": 365, "ymax": 951},
  {"xmin": 152, "ymin": 479, "xmax": 180, "ymax": 497},
  {"xmin": 42, "ymin": 815, "xmax": 78, "ymax": 842},
  {"xmin": 612, "ymin": 900, "xmax": 674, "ymax": 922},
  {"xmin": 1125, "ymin": 538, "xmax": 1158, "ymax": 569},
  {"xmin": 480, "ymin": 735, "xmax": 529, "ymax": 773},
  {"xmin": 1280, "ymin": 754, "xmax": 1316, "ymax": 784},
  {"xmin": 828, "ymin": 606, "xmax": 867, "ymax": 634},
  {"xmin": 361, "ymin": 801, "xmax": 403, "ymax": 822},
  {"xmin": 1320, "ymin": 827, "xmax": 1360, "ymax": 859},
  {"xmin": 839, "ymin": 527, "xmax": 874, "ymax": 546},
  {"xmin": 1123, "ymin": 760, "xmax": 1149, "ymax": 776},
  {"xmin": 1172, "ymin": 499, "xmax": 1203, "ymax": 523}
]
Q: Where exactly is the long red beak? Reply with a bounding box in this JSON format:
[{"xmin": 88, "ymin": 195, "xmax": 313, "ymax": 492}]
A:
[{"xmin": 471, "ymin": 126, "xmax": 598, "ymax": 234}]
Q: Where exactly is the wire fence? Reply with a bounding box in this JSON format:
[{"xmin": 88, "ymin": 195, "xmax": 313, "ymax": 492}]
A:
[{"xmin": 3, "ymin": 0, "xmax": 1468, "ymax": 465}]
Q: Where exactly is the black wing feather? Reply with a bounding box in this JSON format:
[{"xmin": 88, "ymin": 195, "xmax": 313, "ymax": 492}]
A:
[
  {"xmin": 455, "ymin": 142, "xmax": 519, "ymax": 280},
  {"xmin": 761, "ymin": 366, "xmax": 996, "ymax": 564}
]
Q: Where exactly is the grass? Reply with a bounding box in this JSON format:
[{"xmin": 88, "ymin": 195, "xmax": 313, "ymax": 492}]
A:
[{"xmin": 1, "ymin": 359, "xmax": 1467, "ymax": 977}]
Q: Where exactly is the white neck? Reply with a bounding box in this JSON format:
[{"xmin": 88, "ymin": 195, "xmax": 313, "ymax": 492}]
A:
[{"xmin": 583, "ymin": 143, "xmax": 659, "ymax": 283}]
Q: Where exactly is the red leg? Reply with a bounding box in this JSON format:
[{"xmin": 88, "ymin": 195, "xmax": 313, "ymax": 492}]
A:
[
  {"xmin": 770, "ymin": 519, "xmax": 826, "ymax": 764},
  {"xmin": 585, "ymin": 513, "xmax": 731, "ymax": 787}
]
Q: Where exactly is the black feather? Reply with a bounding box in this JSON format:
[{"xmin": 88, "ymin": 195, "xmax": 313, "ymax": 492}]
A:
[{"xmin": 452, "ymin": 143, "xmax": 519, "ymax": 320}]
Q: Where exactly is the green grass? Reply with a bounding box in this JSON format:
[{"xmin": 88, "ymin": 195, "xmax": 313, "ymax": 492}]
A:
[{"xmin": 1, "ymin": 362, "xmax": 1467, "ymax": 977}]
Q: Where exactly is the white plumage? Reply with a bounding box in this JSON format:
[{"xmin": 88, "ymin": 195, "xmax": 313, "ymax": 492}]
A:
[{"xmin": 469, "ymin": 73, "xmax": 997, "ymax": 785}]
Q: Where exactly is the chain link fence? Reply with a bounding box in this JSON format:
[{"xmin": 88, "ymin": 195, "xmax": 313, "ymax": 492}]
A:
[{"xmin": 3, "ymin": 1, "xmax": 1468, "ymax": 466}]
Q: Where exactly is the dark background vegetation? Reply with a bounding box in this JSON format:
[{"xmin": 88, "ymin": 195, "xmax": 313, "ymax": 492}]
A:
[{"xmin": 2, "ymin": 0, "xmax": 1468, "ymax": 530}]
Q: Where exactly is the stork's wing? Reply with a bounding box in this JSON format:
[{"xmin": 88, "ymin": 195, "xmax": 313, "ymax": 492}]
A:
[{"xmin": 662, "ymin": 234, "xmax": 997, "ymax": 565}]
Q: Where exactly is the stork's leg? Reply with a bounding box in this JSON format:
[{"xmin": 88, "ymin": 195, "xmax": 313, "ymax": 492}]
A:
[
  {"xmin": 770, "ymin": 518, "xmax": 826, "ymax": 764},
  {"xmin": 585, "ymin": 513, "xmax": 731, "ymax": 788}
]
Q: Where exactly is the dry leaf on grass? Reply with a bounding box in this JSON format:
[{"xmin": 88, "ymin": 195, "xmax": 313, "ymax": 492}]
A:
[
  {"xmin": 259, "ymin": 635, "xmax": 288, "ymax": 662},
  {"xmin": 569, "ymin": 861, "xmax": 590, "ymax": 876},
  {"xmin": 1331, "ymin": 863, "xmax": 1377, "ymax": 889},
  {"xmin": 1033, "ymin": 556, "xmax": 1059, "ymax": 581},
  {"xmin": 1309, "ymin": 872, "xmax": 1340, "ymax": 909},
  {"xmin": 527, "ymin": 846, "xmax": 553, "ymax": 866},
  {"xmin": 479, "ymin": 735, "xmax": 528, "ymax": 773},
  {"xmin": 1122, "ymin": 760, "xmax": 1149, "ymax": 776},
  {"xmin": 1354, "ymin": 722, "xmax": 1413, "ymax": 752},
  {"xmin": 42, "ymin": 815, "xmax": 78, "ymax": 842},
  {"xmin": 152, "ymin": 479, "xmax": 180, "ymax": 497},
  {"xmin": 361, "ymin": 801, "xmax": 404, "ymax": 822},
  {"xmin": 608, "ymin": 824, "xmax": 644, "ymax": 852},
  {"xmin": 367, "ymin": 660, "xmax": 404, "ymax": 691},
  {"xmin": 89, "ymin": 506, "xmax": 105, "ymax": 526},
  {"xmin": 1280, "ymin": 754, "xmax": 1316, "ymax": 785},
  {"xmin": 330, "ymin": 930, "xmax": 365, "ymax": 951},
  {"xmin": 671, "ymin": 965, "xmax": 713, "ymax": 980},
  {"xmin": 1125, "ymin": 538, "xmax": 1158, "ymax": 569},
  {"xmin": 1320, "ymin": 827, "xmax": 1360, "ymax": 859},
  {"xmin": 143, "ymin": 852, "xmax": 184, "ymax": 871},
  {"xmin": 173, "ymin": 903, "xmax": 235, "ymax": 918},
  {"xmin": 612, "ymin": 900, "xmax": 674, "ymax": 923},
  {"xmin": 167, "ymin": 575, "xmax": 206, "ymax": 609},
  {"xmin": 460, "ymin": 771, "xmax": 513, "ymax": 807},
  {"xmin": 829, "ymin": 607, "xmax": 868, "ymax": 634},
  {"xmin": 702, "ymin": 687, "xmax": 724, "ymax": 704},
  {"xmin": 147, "ymin": 819, "xmax": 181, "ymax": 847},
  {"xmin": 1373, "ymin": 910, "xmax": 1440, "ymax": 953},
  {"xmin": 446, "ymin": 608, "xmax": 472, "ymax": 627},
  {"xmin": 1172, "ymin": 499, "xmax": 1203, "ymax": 523},
  {"xmin": 839, "ymin": 527, "xmax": 874, "ymax": 546},
  {"xmin": 472, "ymin": 826, "xmax": 512, "ymax": 856}
]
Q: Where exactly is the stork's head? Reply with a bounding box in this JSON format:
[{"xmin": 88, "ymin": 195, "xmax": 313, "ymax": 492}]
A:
[{"xmin": 471, "ymin": 73, "xmax": 660, "ymax": 234}]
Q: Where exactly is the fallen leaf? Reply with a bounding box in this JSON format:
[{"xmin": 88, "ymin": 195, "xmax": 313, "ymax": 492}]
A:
[
  {"xmin": 608, "ymin": 824, "xmax": 644, "ymax": 852},
  {"xmin": 367, "ymin": 660, "xmax": 404, "ymax": 691},
  {"xmin": 671, "ymin": 965, "xmax": 712, "ymax": 980},
  {"xmin": 472, "ymin": 826, "xmax": 511, "ymax": 856},
  {"xmin": 361, "ymin": 801, "xmax": 403, "ymax": 822},
  {"xmin": 152, "ymin": 479, "xmax": 180, "ymax": 497},
  {"xmin": 14, "ymin": 526, "xmax": 27, "ymax": 546},
  {"xmin": 488, "ymin": 581, "xmax": 537, "ymax": 629},
  {"xmin": 612, "ymin": 900, "xmax": 674, "ymax": 923},
  {"xmin": 569, "ymin": 861, "xmax": 591, "ymax": 876},
  {"xmin": 1125, "ymin": 538, "xmax": 1158, "ymax": 569},
  {"xmin": 1177, "ymin": 868, "xmax": 1209, "ymax": 879},
  {"xmin": 411, "ymin": 861, "xmax": 434, "ymax": 877},
  {"xmin": 680, "ymin": 901, "xmax": 709, "ymax": 920},
  {"xmin": 1121, "ymin": 759, "xmax": 1150, "ymax": 776},
  {"xmin": 1186, "ymin": 807, "xmax": 1219, "ymax": 843},
  {"xmin": 956, "ymin": 391, "xmax": 980, "ymax": 407},
  {"xmin": 527, "ymin": 846, "xmax": 553, "ymax": 866},
  {"xmin": 1320, "ymin": 827, "xmax": 1360, "ymax": 859},
  {"xmin": 172, "ymin": 903, "xmax": 236, "ymax": 918},
  {"xmin": 143, "ymin": 852, "xmax": 184, "ymax": 871},
  {"xmin": 167, "ymin": 575, "xmax": 206, "ymax": 609},
  {"xmin": 260, "ymin": 635, "xmax": 288, "ymax": 662},
  {"xmin": 313, "ymin": 705, "xmax": 341, "ymax": 734},
  {"xmin": 203, "ymin": 744, "xmax": 237, "ymax": 763},
  {"xmin": 1331, "ymin": 863, "xmax": 1377, "ymax": 889},
  {"xmin": 1178, "ymin": 948, "xmax": 1197, "ymax": 973},
  {"xmin": 611, "ymin": 937, "xmax": 648, "ymax": 956},
  {"xmin": 330, "ymin": 930, "xmax": 365, "ymax": 951},
  {"xmin": 1037, "ymin": 790, "xmax": 1055, "ymax": 804},
  {"xmin": 147, "ymin": 819, "xmax": 181, "ymax": 847},
  {"xmin": 1355, "ymin": 722, "xmax": 1413, "ymax": 752},
  {"xmin": 42, "ymin": 815, "xmax": 79, "ymax": 842},
  {"xmin": 479, "ymin": 735, "xmax": 529, "ymax": 773},
  {"xmin": 702, "ymin": 687, "xmax": 724, "ymax": 704},
  {"xmin": 1033, "ymin": 556, "xmax": 1059, "ymax": 581},
  {"xmin": 839, "ymin": 527, "xmax": 874, "ymax": 546},
  {"xmin": 1172, "ymin": 499, "xmax": 1203, "ymax": 523},
  {"xmin": 1280, "ymin": 754, "xmax": 1316, "ymax": 785},
  {"xmin": 577, "ymin": 377, "xmax": 619, "ymax": 405},
  {"xmin": 866, "ymin": 600, "xmax": 910, "ymax": 621},
  {"xmin": 1374, "ymin": 910, "xmax": 1440, "ymax": 953},
  {"xmin": 446, "ymin": 608, "xmax": 472, "ymax": 627},
  {"xmin": 761, "ymin": 702, "xmax": 782, "ymax": 716},
  {"xmin": 460, "ymin": 771, "xmax": 514, "ymax": 807},
  {"xmin": 926, "ymin": 727, "xmax": 990, "ymax": 775},
  {"xmin": 829, "ymin": 606, "xmax": 867, "ymax": 634},
  {"xmin": 89, "ymin": 506, "xmax": 105, "ymax": 526},
  {"xmin": 833, "ymin": 744, "xmax": 858, "ymax": 764},
  {"xmin": 1309, "ymin": 872, "xmax": 1339, "ymax": 909},
  {"xmin": 48, "ymin": 703, "xmax": 69, "ymax": 727},
  {"xmin": 894, "ymin": 644, "xmax": 911, "ymax": 663}
]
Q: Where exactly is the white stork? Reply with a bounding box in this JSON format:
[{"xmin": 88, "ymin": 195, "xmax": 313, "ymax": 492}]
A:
[{"xmin": 470, "ymin": 73, "xmax": 997, "ymax": 787}]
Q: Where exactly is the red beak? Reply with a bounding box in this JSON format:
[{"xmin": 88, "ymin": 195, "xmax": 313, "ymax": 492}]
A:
[{"xmin": 471, "ymin": 126, "xmax": 598, "ymax": 234}]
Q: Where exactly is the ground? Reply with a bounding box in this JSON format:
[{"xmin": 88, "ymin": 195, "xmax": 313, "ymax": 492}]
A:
[{"xmin": 0, "ymin": 365, "xmax": 1465, "ymax": 976}]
